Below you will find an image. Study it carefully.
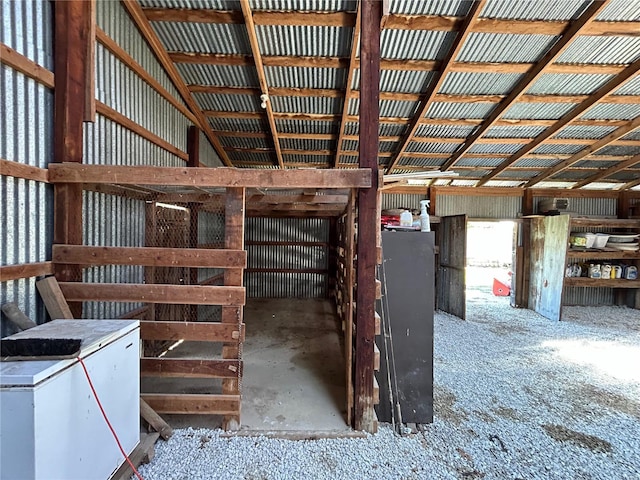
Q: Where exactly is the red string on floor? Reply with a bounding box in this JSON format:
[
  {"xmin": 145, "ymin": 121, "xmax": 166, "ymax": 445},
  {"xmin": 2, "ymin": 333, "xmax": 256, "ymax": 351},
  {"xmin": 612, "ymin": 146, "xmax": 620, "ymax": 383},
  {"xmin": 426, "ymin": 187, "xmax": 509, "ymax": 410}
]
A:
[{"xmin": 78, "ymin": 356, "xmax": 144, "ymax": 480}]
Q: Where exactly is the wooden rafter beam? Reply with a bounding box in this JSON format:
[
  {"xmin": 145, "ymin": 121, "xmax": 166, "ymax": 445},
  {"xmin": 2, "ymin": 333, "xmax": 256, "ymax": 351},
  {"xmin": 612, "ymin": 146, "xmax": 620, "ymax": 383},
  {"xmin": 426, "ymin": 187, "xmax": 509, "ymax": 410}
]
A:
[
  {"xmin": 120, "ymin": 0, "xmax": 233, "ymax": 167},
  {"xmin": 384, "ymin": 0, "xmax": 488, "ymax": 174},
  {"xmin": 169, "ymin": 52, "xmax": 629, "ymax": 75},
  {"xmin": 188, "ymin": 84, "xmax": 640, "ymax": 105},
  {"xmin": 571, "ymin": 154, "xmax": 640, "ymax": 189},
  {"xmin": 335, "ymin": 3, "xmax": 361, "ymax": 168},
  {"xmin": 477, "ymin": 59, "xmax": 640, "ymax": 186},
  {"xmin": 442, "ymin": 1, "xmax": 612, "ymax": 173},
  {"xmin": 621, "ymin": 177, "xmax": 640, "ymax": 190},
  {"xmin": 241, "ymin": 0, "xmax": 285, "ymax": 168},
  {"xmin": 526, "ymin": 118, "xmax": 640, "ymax": 187}
]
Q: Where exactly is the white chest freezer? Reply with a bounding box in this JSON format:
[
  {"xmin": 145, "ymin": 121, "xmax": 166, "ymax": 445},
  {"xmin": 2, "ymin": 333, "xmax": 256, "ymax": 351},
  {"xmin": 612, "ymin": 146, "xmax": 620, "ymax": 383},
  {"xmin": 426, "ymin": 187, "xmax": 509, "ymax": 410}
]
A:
[{"xmin": 0, "ymin": 320, "xmax": 140, "ymax": 480}]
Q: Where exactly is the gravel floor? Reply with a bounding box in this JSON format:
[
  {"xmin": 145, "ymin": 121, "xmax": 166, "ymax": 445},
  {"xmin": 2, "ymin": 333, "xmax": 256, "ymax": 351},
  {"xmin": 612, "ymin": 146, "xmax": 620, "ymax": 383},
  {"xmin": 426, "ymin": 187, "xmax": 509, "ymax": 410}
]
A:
[{"xmin": 137, "ymin": 291, "xmax": 640, "ymax": 480}]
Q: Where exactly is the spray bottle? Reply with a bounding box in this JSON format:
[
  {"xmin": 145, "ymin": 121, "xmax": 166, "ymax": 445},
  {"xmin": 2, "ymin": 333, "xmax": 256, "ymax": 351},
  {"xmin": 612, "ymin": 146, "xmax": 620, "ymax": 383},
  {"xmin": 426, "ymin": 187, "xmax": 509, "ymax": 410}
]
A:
[{"xmin": 419, "ymin": 200, "xmax": 431, "ymax": 232}]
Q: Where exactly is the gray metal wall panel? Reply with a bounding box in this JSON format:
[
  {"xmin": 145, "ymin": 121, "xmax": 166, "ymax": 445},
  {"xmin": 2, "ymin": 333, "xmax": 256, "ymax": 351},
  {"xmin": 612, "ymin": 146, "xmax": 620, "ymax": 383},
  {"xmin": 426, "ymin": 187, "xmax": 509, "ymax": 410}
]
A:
[
  {"xmin": 1, "ymin": 1, "xmax": 53, "ymax": 332},
  {"xmin": 199, "ymin": 130, "xmax": 224, "ymax": 167},
  {"xmin": 245, "ymin": 217, "xmax": 329, "ymax": 298},
  {"xmin": 382, "ymin": 194, "xmax": 427, "ymax": 211},
  {"xmin": 437, "ymin": 195, "xmax": 522, "ymax": 219},
  {"xmin": 533, "ymin": 196, "xmax": 617, "ymax": 216},
  {"xmin": 563, "ymin": 287, "xmax": 616, "ymax": 307}
]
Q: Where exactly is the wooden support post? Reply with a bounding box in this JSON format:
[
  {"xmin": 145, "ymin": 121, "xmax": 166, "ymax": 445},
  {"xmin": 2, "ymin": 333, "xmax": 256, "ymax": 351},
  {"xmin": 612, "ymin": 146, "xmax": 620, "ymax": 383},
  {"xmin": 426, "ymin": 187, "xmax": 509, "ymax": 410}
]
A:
[
  {"xmin": 515, "ymin": 189, "xmax": 534, "ymax": 308},
  {"xmin": 222, "ymin": 187, "xmax": 245, "ymax": 430},
  {"xmin": 144, "ymin": 202, "xmax": 157, "ymax": 322},
  {"xmin": 618, "ymin": 190, "xmax": 630, "ymax": 219},
  {"xmin": 354, "ymin": 0, "xmax": 381, "ymax": 433},
  {"xmin": 187, "ymin": 126, "xmax": 200, "ymax": 321},
  {"xmin": 328, "ymin": 217, "xmax": 338, "ymax": 298},
  {"xmin": 53, "ymin": 1, "xmax": 90, "ymax": 319}
]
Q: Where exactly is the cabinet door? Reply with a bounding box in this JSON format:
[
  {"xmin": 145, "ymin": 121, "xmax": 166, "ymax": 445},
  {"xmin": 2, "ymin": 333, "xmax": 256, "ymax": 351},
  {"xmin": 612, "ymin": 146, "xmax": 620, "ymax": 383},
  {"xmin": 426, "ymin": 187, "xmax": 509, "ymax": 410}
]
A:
[{"xmin": 528, "ymin": 215, "xmax": 570, "ymax": 321}]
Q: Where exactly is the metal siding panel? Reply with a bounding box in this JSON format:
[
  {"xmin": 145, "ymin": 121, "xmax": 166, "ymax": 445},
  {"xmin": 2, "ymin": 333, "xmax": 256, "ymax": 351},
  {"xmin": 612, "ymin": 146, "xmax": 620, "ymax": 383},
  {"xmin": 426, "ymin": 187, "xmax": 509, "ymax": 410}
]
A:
[
  {"xmin": 354, "ymin": 69, "xmax": 434, "ymax": 93},
  {"xmin": 381, "ymin": 193, "xmax": 426, "ymax": 210},
  {"xmin": 425, "ymin": 102, "xmax": 496, "ymax": 119},
  {"xmin": 272, "ymin": 95, "xmax": 342, "ymax": 115},
  {"xmin": 210, "ymin": 117, "xmax": 268, "ymax": 132},
  {"xmin": 276, "ymin": 119, "xmax": 339, "ymax": 134},
  {"xmin": 192, "ymin": 92, "xmax": 260, "ymax": 112},
  {"xmin": 457, "ymin": 33, "xmax": 559, "ymax": 63},
  {"xmin": 455, "ymin": 157, "xmax": 504, "ymax": 167},
  {"xmin": 245, "ymin": 218, "xmax": 329, "ymax": 298},
  {"xmin": 250, "ymin": 0, "xmax": 356, "ymax": 10},
  {"xmin": 503, "ymin": 102, "xmax": 577, "ymax": 119},
  {"xmin": 580, "ymin": 103, "xmax": 640, "ymax": 120},
  {"xmin": 227, "ymin": 150, "xmax": 274, "ymax": 163},
  {"xmin": 199, "ymin": 130, "xmax": 224, "ymax": 167},
  {"xmin": 440, "ymin": 72, "xmax": 524, "ymax": 95},
  {"xmin": 407, "ymin": 142, "xmax": 461, "ymax": 153},
  {"xmin": 485, "ymin": 125, "xmax": 548, "ymax": 138},
  {"xmin": 398, "ymin": 157, "xmax": 447, "ymax": 167},
  {"xmin": 532, "ymin": 144, "xmax": 585, "ymax": 155},
  {"xmin": 468, "ymin": 143, "xmax": 523, "ymax": 154},
  {"xmin": 553, "ymin": 125, "xmax": 617, "ymax": 139},
  {"xmin": 176, "ymin": 63, "xmax": 259, "ymax": 88},
  {"xmin": 526, "ymin": 73, "xmax": 614, "ymax": 95},
  {"xmin": 257, "ymin": 25, "xmax": 352, "ymax": 57},
  {"xmin": 390, "ymin": 0, "xmax": 472, "ymax": 15},
  {"xmin": 613, "ymin": 74, "xmax": 640, "ymax": 95},
  {"xmin": 563, "ymin": 287, "xmax": 616, "ymax": 306},
  {"xmin": 151, "ymin": 21, "xmax": 252, "ymax": 55},
  {"xmin": 557, "ymin": 36, "xmax": 640, "ymax": 64},
  {"xmin": 140, "ymin": 0, "xmax": 240, "ymax": 8},
  {"xmin": 533, "ymin": 196, "xmax": 617, "ymax": 216},
  {"xmin": 416, "ymin": 124, "xmax": 477, "ymax": 137},
  {"xmin": 283, "ymin": 154, "xmax": 332, "ymax": 164},
  {"xmin": 596, "ymin": 145, "xmax": 640, "ymax": 156},
  {"xmin": 597, "ymin": 0, "xmax": 640, "ymax": 20},
  {"xmin": 381, "ymin": 30, "xmax": 456, "ymax": 60},
  {"xmin": 1, "ymin": 1, "xmax": 54, "ymax": 331},
  {"xmin": 436, "ymin": 195, "xmax": 521, "ymax": 219},
  {"xmin": 219, "ymin": 135, "xmax": 270, "ymax": 150},
  {"xmin": 480, "ymin": 0, "xmax": 590, "ymax": 20},
  {"xmin": 266, "ymin": 66, "xmax": 346, "ymax": 89},
  {"xmin": 280, "ymin": 138, "xmax": 335, "ymax": 151}
]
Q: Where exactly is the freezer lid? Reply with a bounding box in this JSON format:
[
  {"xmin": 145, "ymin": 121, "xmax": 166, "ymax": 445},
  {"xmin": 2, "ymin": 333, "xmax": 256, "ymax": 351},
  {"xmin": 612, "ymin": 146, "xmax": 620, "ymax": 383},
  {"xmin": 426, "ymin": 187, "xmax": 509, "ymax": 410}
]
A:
[{"xmin": 0, "ymin": 320, "xmax": 138, "ymax": 387}]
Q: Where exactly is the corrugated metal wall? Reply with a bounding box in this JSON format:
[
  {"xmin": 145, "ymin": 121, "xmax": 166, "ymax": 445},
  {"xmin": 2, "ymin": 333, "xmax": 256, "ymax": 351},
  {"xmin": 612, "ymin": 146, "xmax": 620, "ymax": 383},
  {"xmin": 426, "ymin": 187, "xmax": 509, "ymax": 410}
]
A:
[
  {"xmin": 382, "ymin": 193, "xmax": 427, "ymax": 211},
  {"xmin": 1, "ymin": 0, "xmax": 54, "ymax": 333},
  {"xmin": 436, "ymin": 194, "xmax": 522, "ymax": 219},
  {"xmin": 533, "ymin": 196, "xmax": 617, "ymax": 217},
  {"xmin": 245, "ymin": 217, "xmax": 329, "ymax": 298}
]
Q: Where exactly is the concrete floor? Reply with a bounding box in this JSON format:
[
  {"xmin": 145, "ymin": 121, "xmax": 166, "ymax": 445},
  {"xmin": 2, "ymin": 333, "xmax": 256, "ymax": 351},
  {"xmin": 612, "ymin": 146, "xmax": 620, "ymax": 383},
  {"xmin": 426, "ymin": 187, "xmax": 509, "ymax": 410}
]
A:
[
  {"xmin": 241, "ymin": 298, "xmax": 349, "ymax": 432},
  {"xmin": 143, "ymin": 298, "xmax": 349, "ymax": 432}
]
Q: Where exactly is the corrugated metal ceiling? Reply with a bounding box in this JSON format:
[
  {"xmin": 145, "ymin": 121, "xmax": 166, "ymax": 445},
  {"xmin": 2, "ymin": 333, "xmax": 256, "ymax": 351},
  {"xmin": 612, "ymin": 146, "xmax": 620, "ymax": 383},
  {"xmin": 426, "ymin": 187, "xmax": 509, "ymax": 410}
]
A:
[{"xmin": 132, "ymin": 0, "xmax": 640, "ymax": 189}]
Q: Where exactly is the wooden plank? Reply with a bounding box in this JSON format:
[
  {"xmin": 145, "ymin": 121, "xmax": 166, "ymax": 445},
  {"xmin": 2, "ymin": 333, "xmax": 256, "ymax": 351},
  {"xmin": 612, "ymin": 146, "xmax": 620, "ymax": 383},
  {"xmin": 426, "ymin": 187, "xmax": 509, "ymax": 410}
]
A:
[
  {"xmin": 121, "ymin": 0, "xmax": 233, "ymax": 166},
  {"xmin": 83, "ymin": 0, "xmax": 96, "ymax": 122},
  {"xmin": 528, "ymin": 188, "xmax": 620, "ymax": 199},
  {"xmin": 58, "ymin": 283, "xmax": 246, "ymax": 305},
  {"xmin": 345, "ymin": 191, "xmax": 356, "ymax": 425},
  {"xmin": 139, "ymin": 398, "xmax": 173, "ymax": 440},
  {"xmin": 335, "ymin": 4, "xmax": 361, "ymax": 167},
  {"xmin": 141, "ymin": 358, "xmax": 241, "ymax": 378},
  {"xmin": 528, "ymin": 215, "xmax": 571, "ymax": 321},
  {"xmin": 0, "ymin": 158, "xmax": 49, "ymax": 183},
  {"xmin": 564, "ymin": 278, "xmax": 640, "ymax": 288},
  {"xmin": 1, "ymin": 262, "xmax": 54, "ymax": 282},
  {"xmin": 35, "ymin": 277, "xmax": 74, "ymax": 320},
  {"xmin": 1, "ymin": 303, "xmax": 37, "ymax": 331},
  {"xmin": 141, "ymin": 321, "xmax": 243, "ymax": 342},
  {"xmin": 96, "ymin": 28, "xmax": 198, "ymax": 125},
  {"xmin": 373, "ymin": 342, "xmax": 380, "ymax": 371},
  {"xmin": 240, "ymin": 0, "xmax": 284, "ymax": 168},
  {"xmin": 110, "ymin": 432, "xmax": 160, "ymax": 480},
  {"xmin": 0, "ymin": 42, "xmax": 54, "ymax": 88},
  {"xmin": 52, "ymin": 245, "xmax": 247, "ymax": 268},
  {"xmin": 438, "ymin": 215, "xmax": 467, "ymax": 320},
  {"xmin": 141, "ymin": 394, "xmax": 240, "ymax": 415},
  {"xmin": 566, "ymin": 250, "xmax": 640, "ymax": 260},
  {"xmin": 48, "ymin": 164, "xmax": 372, "ymax": 188},
  {"xmin": 444, "ymin": 1, "xmax": 612, "ymax": 174},
  {"xmin": 354, "ymin": 0, "xmax": 381, "ymax": 434},
  {"xmin": 385, "ymin": 0, "xmax": 487, "ymax": 174}
]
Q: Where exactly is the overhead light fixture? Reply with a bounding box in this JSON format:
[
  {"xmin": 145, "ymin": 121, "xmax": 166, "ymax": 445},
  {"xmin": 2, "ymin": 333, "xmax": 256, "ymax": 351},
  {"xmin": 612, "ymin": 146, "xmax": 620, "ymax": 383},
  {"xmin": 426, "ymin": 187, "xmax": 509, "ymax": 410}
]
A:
[{"xmin": 260, "ymin": 93, "xmax": 268, "ymax": 109}]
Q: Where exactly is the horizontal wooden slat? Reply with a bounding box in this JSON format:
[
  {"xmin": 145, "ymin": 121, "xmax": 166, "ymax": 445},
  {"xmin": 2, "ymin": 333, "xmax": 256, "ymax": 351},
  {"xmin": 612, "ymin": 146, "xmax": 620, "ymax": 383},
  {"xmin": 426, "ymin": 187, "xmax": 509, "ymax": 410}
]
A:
[
  {"xmin": 141, "ymin": 358, "xmax": 240, "ymax": 378},
  {"xmin": 374, "ymin": 343, "xmax": 380, "ymax": 371},
  {"xmin": 58, "ymin": 283, "xmax": 245, "ymax": 305},
  {"xmin": 0, "ymin": 42, "xmax": 54, "ymax": 88},
  {"xmin": 375, "ymin": 279, "xmax": 381, "ymax": 299},
  {"xmin": 245, "ymin": 268, "xmax": 328, "ymax": 274},
  {"xmin": 48, "ymin": 164, "xmax": 372, "ymax": 189},
  {"xmin": 374, "ymin": 312, "xmax": 381, "ymax": 336},
  {"xmin": 1, "ymin": 158, "xmax": 49, "ymax": 183},
  {"xmin": 141, "ymin": 321, "xmax": 243, "ymax": 342},
  {"xmin": 52, "ymin": 245, "xmax": 247, "ymax": 268},
  {"xmin": 141, "ymin": 394, "xmax": 240, "ymax": 415},
  {"xmin": 0, "ymin": 262, "xmax": 54, "ymax": 282},
  {"xmin": 564, "ymin": 278, "xmax": 639, "ymax": 288}
]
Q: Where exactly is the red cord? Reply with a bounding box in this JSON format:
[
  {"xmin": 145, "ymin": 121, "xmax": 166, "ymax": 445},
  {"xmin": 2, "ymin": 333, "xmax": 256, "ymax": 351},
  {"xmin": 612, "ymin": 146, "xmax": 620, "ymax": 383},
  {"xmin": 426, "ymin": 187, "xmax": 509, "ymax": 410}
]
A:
[{"xmin": 78, "ymin": 357, "xmax": 145, "ymax": 480}]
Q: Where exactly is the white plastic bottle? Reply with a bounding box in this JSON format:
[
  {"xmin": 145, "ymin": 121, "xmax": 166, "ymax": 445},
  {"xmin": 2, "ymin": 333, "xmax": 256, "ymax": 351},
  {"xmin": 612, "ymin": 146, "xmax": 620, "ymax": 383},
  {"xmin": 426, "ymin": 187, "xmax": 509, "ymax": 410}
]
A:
[
  {"xmin": 419, "ymin": 200, "xmax": 431, "ymax": 232},
  {"xmin": 399, "ymin": 210, "xmax": 413, "ymax": 227}
]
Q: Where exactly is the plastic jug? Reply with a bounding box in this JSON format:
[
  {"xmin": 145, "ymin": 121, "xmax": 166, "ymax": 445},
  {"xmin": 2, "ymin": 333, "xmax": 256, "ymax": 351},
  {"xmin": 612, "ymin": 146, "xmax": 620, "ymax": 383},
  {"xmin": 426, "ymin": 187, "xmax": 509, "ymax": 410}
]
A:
[{"xmin": 399, "ymin": 210, "xmax": 413, "ymax": 227}]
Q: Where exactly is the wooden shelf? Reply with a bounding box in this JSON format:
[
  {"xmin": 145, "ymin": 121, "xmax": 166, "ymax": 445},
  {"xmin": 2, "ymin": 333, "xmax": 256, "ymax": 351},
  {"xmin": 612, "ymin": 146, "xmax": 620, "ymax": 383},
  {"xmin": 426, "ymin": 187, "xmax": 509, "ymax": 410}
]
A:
[
  {"xmin": 569, "ymin": 218, "xmax": 640, "ymax": 228},
  {"xmin": 567, "ymin": 249, "xmax": 640, "ymax": 260},
  {"xmin": 564, "ymin": 277, "xmax": 640, "ymax": 288}
]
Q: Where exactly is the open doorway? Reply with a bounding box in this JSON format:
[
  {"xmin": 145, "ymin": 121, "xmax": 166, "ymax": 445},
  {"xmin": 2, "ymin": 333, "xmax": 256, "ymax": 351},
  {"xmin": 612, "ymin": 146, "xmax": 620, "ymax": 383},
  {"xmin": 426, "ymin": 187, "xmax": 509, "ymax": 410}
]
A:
[{"xmin": 466, "ymin": 221, "xmax": 517, "ymax": 305}]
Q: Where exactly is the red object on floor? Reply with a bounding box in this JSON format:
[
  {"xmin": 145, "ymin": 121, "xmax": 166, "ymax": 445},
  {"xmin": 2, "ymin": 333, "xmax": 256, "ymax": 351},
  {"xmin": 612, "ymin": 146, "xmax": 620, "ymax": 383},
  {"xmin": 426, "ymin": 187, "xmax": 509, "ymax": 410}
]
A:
[{"xmin": 493, "ymin": 278, "xmax": 511, "ymax": 296}]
